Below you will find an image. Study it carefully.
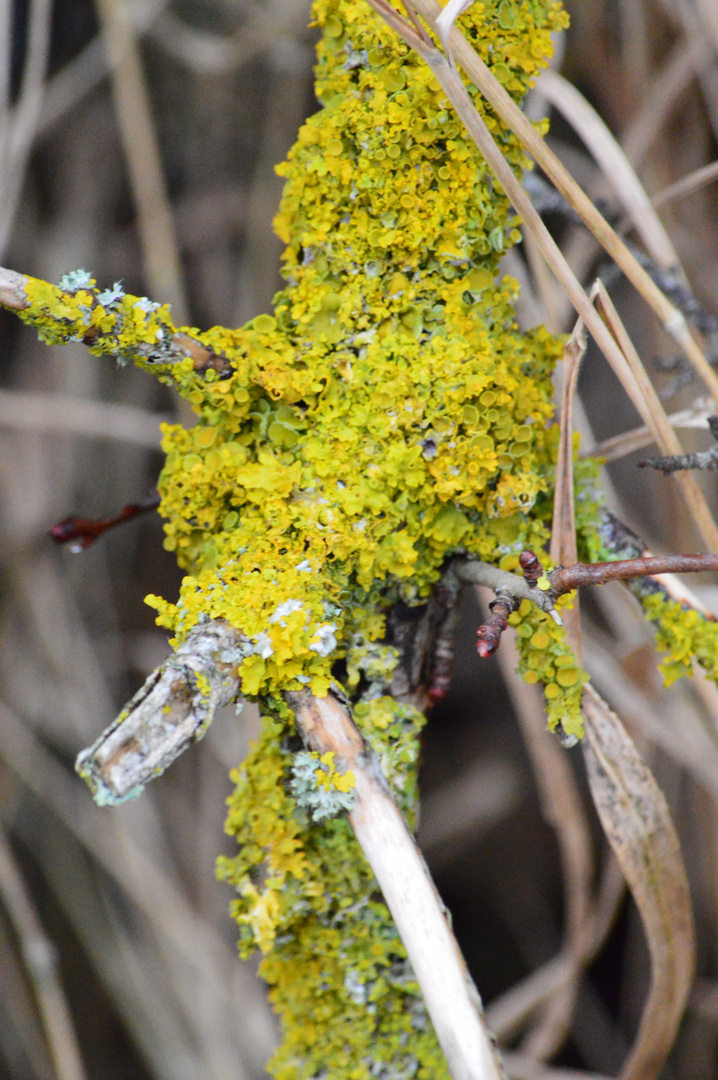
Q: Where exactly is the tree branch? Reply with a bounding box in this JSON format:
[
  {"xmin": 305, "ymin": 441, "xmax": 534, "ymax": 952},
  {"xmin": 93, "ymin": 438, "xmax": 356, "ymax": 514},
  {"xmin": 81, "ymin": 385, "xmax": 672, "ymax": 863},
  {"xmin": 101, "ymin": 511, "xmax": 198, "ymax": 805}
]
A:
[
  {"xmin": 75, "ymin": 619, "xmax": 249, "ymax": 805},
  {"xmin": 286, "ymin": 690, "xmax": 506, "ymax": 1080}
]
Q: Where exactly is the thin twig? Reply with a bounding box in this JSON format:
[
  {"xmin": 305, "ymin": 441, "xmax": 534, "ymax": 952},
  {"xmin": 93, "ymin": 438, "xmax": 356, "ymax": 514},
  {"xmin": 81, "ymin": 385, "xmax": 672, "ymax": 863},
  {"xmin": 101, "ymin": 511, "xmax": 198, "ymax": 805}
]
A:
[
  {"xmin": 638, "ymin": 445, "xmax": 718, "ymax": 473},
  {"xmin": 550, "ymin": 555, "xmax": 718, "ymax": 597},
  {"xmin": 49, "ymin": 491, "xmax": 161, "ymax": 551}
]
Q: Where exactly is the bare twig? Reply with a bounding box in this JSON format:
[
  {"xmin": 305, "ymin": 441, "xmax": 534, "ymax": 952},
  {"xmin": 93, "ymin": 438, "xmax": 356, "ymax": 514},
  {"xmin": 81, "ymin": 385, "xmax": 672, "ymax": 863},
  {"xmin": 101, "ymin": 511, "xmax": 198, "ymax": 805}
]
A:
[
  {"xmin": 463, "ymin": 550, "xmax": 718, "ymax": 659},
  {"xmin": 638, "ymin": 417, "xmax": 718, "ymax": 472},
  {"xmin": 549, "ymin": 555, "xmax": 718, "ymax": 598},
  {"xmin": 49, "ymin": 491, "xmax": 160, "ymax": 551},
  {"xmin": 475, "ymin": 593, "xmax": 520, "ymax": 659}
]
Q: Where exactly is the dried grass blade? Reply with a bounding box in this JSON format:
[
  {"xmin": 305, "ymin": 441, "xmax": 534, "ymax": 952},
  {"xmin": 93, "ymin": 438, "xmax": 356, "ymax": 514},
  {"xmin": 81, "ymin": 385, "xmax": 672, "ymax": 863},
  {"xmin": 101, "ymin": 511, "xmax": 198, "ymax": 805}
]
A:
[
  {"xmin": 408, "ymin": 0, "xmax": 718, "ymax": 402},
  {"xmin": 652, "ymin": 158, "xmax": 718, "ymax": 208},
  {"xmin": 494, "ymin": 627, "xmax": 593, "ymax": 1059},
  {"xmin": 592, "ymin": 281, "xmax": 718, "ymax": 550},
  {"xmin": 551, "ymin": 320, "xmax": 586, "ymax": 653},
  {"xmin": 535, "ymin": 71, "xmax": 680, "ymax": 272},
  {"xmin": 585, "ymin": 400, "xmax": 715, "ymax": 463},
  {"xmin": 582, "ymin": 684, "xmax": 695, "ymax": 1080},
  {"xmin": 434, "ymin": 0, "xmax": 475, "ymax": 59}
]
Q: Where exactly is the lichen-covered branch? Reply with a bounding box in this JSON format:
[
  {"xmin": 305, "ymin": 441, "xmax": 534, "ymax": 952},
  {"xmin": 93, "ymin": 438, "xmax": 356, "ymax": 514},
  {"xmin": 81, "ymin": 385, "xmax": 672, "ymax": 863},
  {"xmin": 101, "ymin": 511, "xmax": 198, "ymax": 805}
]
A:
[
  {"xmin": 589, "ymin": 511, "xmax": 718, "ymax": 688},
  {"xmin": 638, "ymin": 415, "xmax": 718, "ymax": 473},
  {"xmin": 78, "ymin": 624, "xmax": 505, "ymax": 1078},
  {"xmin": 76, "ymin": 619, "xmax": 248, "ymax": 805},
  {"xmin": 9, "ymin": 0, "xmax": 715, "ymax": 1076},
  {"xmin": 286, "ymin": 689, "xmax": 506, "ymax": 1080}
]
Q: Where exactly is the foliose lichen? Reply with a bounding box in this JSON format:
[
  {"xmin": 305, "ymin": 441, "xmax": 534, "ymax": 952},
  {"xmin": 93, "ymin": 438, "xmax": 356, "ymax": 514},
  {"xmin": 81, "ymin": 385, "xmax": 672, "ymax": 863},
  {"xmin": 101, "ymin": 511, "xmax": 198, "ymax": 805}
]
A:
[
  {"xmin": 575, "ymin": 460, "xmax": 718, "ymax": 694},
  {"xmin": 15, "ymin": 0, "xmax": 576, "ymax": 1073}
]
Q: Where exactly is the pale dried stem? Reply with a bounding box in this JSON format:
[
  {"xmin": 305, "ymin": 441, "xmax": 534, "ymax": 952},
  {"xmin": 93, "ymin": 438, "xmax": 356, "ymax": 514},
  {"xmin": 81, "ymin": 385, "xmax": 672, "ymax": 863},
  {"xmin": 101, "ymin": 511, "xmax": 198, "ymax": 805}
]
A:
[
  {"xmin": 94, "ymin": 0, "xmax": 189, "ymax": 321},
  {"xmin": 0, "ymin": 824, "xmax": 87, "ymax": 1080},
  {"xmin": 0, "ymin": 389, "xmax": 167, "ymax": 448},
  {"xmin": 286, "ymin": 690, "xmax": 507, "ymax": 1080}
]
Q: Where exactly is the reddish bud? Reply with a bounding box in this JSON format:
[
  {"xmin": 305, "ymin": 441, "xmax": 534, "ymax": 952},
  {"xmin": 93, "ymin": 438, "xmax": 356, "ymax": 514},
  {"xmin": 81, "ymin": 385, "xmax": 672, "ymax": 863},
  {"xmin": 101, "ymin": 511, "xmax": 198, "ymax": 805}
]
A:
[
  {"xmin": 476, "ymin": 639, "xmax": 496, "ymax": 659},
  {"xmin": 519, "ymin": 550, "xmax": 542, "ymax": 581}
]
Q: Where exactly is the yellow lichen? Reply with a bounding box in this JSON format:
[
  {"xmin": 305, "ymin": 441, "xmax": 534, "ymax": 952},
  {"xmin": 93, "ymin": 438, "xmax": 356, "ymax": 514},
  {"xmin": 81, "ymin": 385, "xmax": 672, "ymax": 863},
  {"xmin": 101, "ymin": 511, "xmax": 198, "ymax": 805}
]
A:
[{"xmin": 14, "ymin": 1, "xmax": 572, "ymax": 1075}]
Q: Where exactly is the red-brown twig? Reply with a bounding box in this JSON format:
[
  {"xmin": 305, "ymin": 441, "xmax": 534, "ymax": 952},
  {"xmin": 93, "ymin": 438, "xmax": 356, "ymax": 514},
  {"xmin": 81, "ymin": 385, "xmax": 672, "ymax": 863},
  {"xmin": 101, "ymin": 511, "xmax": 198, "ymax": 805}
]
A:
[
  {"xmin": 471, "ymin": 549, "xmax": 718, "ymax": 657},
  {"xmin": 49, "ymin": 490, "xmax": 160, "ymax": 551},
  {"xmin": 549, "ymin": 554, "xmax": 718, "ymax": 598}
]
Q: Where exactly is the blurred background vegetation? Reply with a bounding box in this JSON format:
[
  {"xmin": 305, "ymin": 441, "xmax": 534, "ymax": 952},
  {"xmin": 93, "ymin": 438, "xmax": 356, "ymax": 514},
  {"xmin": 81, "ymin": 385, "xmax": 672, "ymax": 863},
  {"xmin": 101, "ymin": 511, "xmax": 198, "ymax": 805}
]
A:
[{"xmin": 1, "ymin": 1, "xmax": 718, "ymax": 1077}]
